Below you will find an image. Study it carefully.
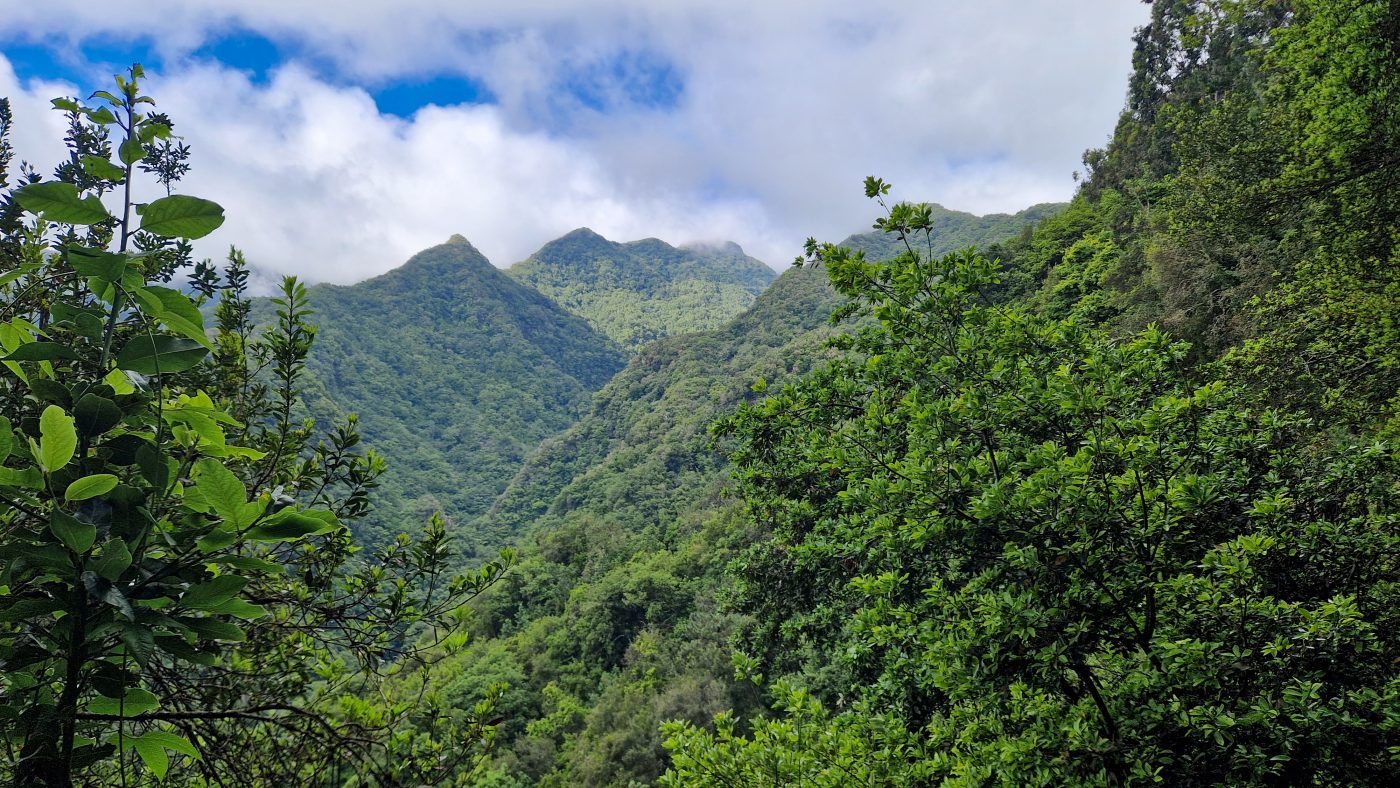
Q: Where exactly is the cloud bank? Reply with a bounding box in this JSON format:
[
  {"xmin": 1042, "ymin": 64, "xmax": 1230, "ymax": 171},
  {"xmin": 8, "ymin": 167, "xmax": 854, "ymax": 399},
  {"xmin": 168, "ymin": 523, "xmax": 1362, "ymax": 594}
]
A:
[{"xmin": 0, "ymin": 1, "xmax": 1149, "ymax": 282}]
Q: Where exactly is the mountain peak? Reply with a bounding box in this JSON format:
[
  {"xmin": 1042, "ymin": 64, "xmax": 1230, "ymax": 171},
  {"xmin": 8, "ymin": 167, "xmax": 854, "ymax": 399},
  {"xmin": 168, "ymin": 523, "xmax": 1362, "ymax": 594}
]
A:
[
  {"xmin": 446, "ymin": 233, "xmax": 471, "ymax": 245},
  {"xmin": 561, "ymin": 227, "xmax": 606, "ymax": 242}
]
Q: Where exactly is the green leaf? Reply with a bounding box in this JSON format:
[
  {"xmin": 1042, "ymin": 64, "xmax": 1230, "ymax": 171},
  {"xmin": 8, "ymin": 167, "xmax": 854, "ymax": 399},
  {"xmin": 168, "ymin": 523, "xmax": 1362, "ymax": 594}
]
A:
[
  {"xmin": 74, "ymin": 394, "xmax": 123, "ymax": 437},
  {"xmin": 206, "ymin": 598, "xmax": 266, "ymax": 619},
  {"xmin": 118, "ymin": 135, "xmax": 145, "ymax": 166},
  {"xmin": 0, "ymin": 416, "xmax": 11, "ymax": 461},
  {"xmin": 65, "ymin": 474, "xmax": 119, "ymax": 501},
  {"xmin": 133, "ymin": 736, "xmax": 169, "ymax": 779},
  {"xmin": 246, "ymin": 508, "xmax": 340, "ymax": 542},
  {"xmin": 37, "ymin": 404, "xmax": 77, "ymax": 472},
  {"xmin": 80, "ymin": 155, "xmax": 126, "ymax": 182},
  {"xmin": 86, "ymin": 687, "xmax": 159, "ymax": 717},
  {"xmin": 85, "ymin": 106, "xmax": 118, "ymax": 125},
  {"xmin": 115, "ymin": 335, "xmax": 208, "ymax": 375},
  {"xmin": 92, "ymin": 539, "xmax": 133, "ymax": 582},
  {"xmin": 180, "ymin": 575, "xmax": 248, "ymax": 610},
  {"xmin": 186, "ymin": 458, "xmax": 247, "ymax": 522},
  {"xmin": 183, "ymin": 617, "xmax": 246, "ymax": 642},
  {"xmin": 130, "ymin": 286, "xmax": 213, "ymax": 350},
  {"xmin": 14, "ymin": 182, "xmax": 112, "ymax": 225},
  {"xmin": 212, "ymin": 555, "xmax": 283, "ymax": 573},
  {"xmin": 51, "ymin": 510, "xmax": 96, "ymax": 553},
  {"xmin": 137, "ymin": 196, "xmax": 225, "ymax": 240},
  {"xmin": 120, "ymin": 622, "xmax": 156, "ymax": 666},
  {"xmin": 67, "ymin": 246, "xmax": 129, "ymax": 282},
  {"xmin": 0, "ymin": 466, "xmax": 43, "ymax": 490},
  {"xmin": 136, "ymin": 443, "xmax": 170, "ymax": 492},
  {"xmin": 128, "ymin": 730, "xmax": 198, "ymax": 779},
  {"xmin": 2, "ymin": 342, "xmax": 79, "ymax": 362}
]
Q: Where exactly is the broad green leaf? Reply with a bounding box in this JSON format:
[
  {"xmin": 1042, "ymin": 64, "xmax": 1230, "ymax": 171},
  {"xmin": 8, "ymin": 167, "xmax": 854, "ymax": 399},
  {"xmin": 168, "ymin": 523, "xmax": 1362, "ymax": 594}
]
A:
[
  {"xmin": 131, "ymin": 286, "xmax": 213, "ymax": 350},
  {"xmin": 67, "ymin": 246, "xmax": 129, "ymax": 282},
  {"xmin": 65, "ymin": 474, "xmax": 119, "ymax": 501},
  {"xmin": 133, "ymin": 737, "xmax": 169, "ymax": 779},
  {"xmin": 74, "ymin": 394, "xmax": 123, "ymax": 437},
  {"xmin": 0, "ymin": 416, "xmax": 11, "ymax": 460},
  {"xmin": 37, "ymin": 405, "xmax": 77, "ymax": 472},
  {"xmin": 80, "ymin": 155, "xmax": 126, "ymax": 182},
  {"xmin": 246, "ymin": 508, "xmax": 340, "ymax": 542},
  {"xmin": 206, "ymin": 598, "xmax": 265, "ymax": 619},
  {"xmin": 137, "ymin": 196, "xmax": 225, "ymax": 239},
  {"xmin": 183, "ymin": 617, "xmax": 246, "ymax": 642},
  {"xmin": 2, "ymin": 342, "xmax": 79, "ymax": 362},
  {"xmin": 51, "ymin": 510, "xmax": 96, "ymax": 552},
  {"xmin": 138, "ymin": 122, "xmax": 172, "ymax": 144},
  {"xmin": 180, "ymin": 575, "xmax": 248, "ymax": 610},
  {"xmin": 128, "ymin": 730, "xmax": 198, "ymax": 779},
  {"xmin": 104, "ymin": 367, "xmax": 137, "ymax": 395},
  {"xmin": 86, "ymin": 687, "xmax": 159, "ymax": 717},
  {"xmin": 118, "ymin": 135, "xmax": 145, "ymax": 166},
  {"xmin": 0, "ymin": 466, "xmax": 43, "ymax": 490},
  {"xmin": 120, "ymin": 622, "xmax": 156, "ymax": 666},
  {"xmin": 85, "ymin": 106, "xmax": 118, "ymax": 125},
  {"xmin": 186, "ymin": 458, "xmax": 246, "ymax": 522},
  {"xmin": 115, "ymin": 335, "xmax": 208, "ymax": 375},
  {"xmin": 212, "ymin": 555, "xmax": 283, "ymax": 573},
  {"xmin": 14, "ymin": 182, "xmax": 112, "ymax": 225},
  {"xmin": 92, "ymin": 539, "xmax": 133, "ymax": 581},
  {"xmin": 136, "ymin": 443, "xmax": 171, "ymax": 491}
]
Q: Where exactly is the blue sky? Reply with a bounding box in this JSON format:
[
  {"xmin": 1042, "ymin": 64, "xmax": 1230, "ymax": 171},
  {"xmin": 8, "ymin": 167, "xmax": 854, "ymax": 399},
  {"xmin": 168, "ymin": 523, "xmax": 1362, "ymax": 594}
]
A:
[{"xmin": 0, "ymin": 1, "xmax": 1149, "ymax": 283}]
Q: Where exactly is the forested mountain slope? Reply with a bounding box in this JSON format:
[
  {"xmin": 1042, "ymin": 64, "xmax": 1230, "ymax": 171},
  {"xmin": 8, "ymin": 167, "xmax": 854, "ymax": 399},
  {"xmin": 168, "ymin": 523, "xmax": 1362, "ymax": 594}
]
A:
[
  {"xmin": 295, "ymin": 235, "xmax": 627, "ymax": 546},
  {"xmin": 419, "ymin": 208, "xmax": 1059, "ymax": 785},
  {"xmin": 506, "ymin": 228, "xmax": 776, "ymax": 350}
]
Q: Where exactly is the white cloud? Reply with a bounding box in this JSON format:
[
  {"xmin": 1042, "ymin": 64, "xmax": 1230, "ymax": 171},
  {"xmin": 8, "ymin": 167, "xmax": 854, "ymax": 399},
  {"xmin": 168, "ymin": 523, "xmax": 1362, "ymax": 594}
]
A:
[{"xmin": 0, "ymin": 2, "xmax": 1149, "ymax": 281}]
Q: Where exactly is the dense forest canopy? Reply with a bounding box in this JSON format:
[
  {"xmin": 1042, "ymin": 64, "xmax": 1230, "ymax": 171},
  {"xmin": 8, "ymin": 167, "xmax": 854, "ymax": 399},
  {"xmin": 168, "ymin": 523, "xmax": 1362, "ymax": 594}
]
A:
[{"xmin": 2, "ymin": 0, "xmax": 1399, "ymax": 785}]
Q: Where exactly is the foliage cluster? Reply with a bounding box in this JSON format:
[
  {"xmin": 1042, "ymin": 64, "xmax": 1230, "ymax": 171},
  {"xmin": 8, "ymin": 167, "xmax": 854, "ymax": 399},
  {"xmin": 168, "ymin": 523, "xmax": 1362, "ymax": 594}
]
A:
[{"xmin": 0, "ymin": 69, "xmax": 511, "ymax": 786}]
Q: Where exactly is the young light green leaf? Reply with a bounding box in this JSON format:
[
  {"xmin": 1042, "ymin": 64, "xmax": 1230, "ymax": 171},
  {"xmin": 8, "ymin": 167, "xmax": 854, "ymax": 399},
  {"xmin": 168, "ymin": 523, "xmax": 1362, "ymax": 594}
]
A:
[
  {"xmin": 37, "ymin": 404, "xmax": 77, "ymax": 472},
  {"xmin": 65, "ymin": 474, "xmax": 119, "ymax": 501},
  {"xmin": 137, "ymin": 195, "xmax": 225, "ymax": 239},
  {"xmin": 14, "ymin": 182, "xmax": 112, "ymax": 225}
]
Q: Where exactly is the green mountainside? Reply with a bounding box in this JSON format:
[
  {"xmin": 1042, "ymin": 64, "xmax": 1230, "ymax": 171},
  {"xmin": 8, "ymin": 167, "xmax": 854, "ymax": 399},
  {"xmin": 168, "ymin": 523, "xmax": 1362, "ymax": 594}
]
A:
[
  {"xmin": 428, "ymin": 209, "xmax": 1060, "ymax": 784},
  {"xmin": 294, "ymin": 235, "xmax": 627, "ymax": 546},
  {"xmin": 838, "ymin": 201, "xmax": 1063, "ymax": 261},
  {"xmin": 506, "ymin": 228, "xmax": 777, "ymax": 350}
]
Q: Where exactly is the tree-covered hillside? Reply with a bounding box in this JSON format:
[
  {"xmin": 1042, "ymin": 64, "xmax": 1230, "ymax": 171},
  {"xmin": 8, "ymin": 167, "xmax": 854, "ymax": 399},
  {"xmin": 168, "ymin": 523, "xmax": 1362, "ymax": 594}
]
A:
[
  {"xmin": 409, "ymin": 205, "xmax": 1061, "ymax": 785},
  {"xmin": 294, "ymin": 235, "xmax": 627, "ymax": 546},
  {"xmin": 506, "ymin": 228, "xmax": 776, "ymax": 351}
]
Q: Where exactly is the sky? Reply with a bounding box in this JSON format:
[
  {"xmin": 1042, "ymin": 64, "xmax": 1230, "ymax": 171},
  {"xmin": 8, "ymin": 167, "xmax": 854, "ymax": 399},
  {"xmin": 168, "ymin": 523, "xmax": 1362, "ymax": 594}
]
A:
[{"xmin": 0, "ymin": 1, "xmax": 1150, "ymax": 284}]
